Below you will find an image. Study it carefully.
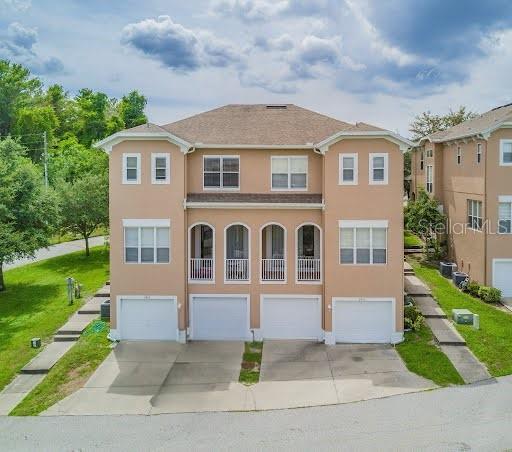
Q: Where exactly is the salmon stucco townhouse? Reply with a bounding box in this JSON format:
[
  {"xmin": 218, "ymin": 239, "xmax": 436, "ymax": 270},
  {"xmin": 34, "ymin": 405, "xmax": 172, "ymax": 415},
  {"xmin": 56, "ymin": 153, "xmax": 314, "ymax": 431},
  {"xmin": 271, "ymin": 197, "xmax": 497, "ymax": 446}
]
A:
[
  {"xmin": 95, "ymin": 104, "xmax": 412, "ymax": 344},
  {"xmin": 411, "ymin": 103, "xmax": 512, "ymax": 299}
]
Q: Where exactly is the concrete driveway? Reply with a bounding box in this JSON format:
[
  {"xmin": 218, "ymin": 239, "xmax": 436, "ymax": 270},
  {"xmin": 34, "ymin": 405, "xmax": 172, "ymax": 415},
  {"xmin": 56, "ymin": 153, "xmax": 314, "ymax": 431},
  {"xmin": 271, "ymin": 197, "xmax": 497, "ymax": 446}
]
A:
[{"xmin": 44, "ymin": 340, "xmax": 435, "ymax": 415}]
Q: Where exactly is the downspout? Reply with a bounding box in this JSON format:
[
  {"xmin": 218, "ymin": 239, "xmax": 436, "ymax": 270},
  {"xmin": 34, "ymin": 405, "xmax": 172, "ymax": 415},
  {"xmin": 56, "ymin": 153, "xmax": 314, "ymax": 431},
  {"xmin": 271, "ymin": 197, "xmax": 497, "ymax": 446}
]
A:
[
  {"xmin": 183, "ymin": 147, "xmax": 194, "ymax": 341},
  {"xmin": 315, "ymin": 146, "xmax": 327, "ymax": 338},
  {"xmin": 483, "ymin": 135, "xmax": 489, "ymax": 285}
]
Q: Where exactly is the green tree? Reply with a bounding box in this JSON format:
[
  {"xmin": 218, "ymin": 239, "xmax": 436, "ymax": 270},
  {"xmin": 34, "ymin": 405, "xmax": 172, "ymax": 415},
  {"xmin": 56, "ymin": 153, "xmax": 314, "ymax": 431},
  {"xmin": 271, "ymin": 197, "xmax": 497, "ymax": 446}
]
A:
[
  {"xmin": 57, "ymin": 173, "xmax": 108, "ymax": 256},
  {"xmin": 409, "ymin": 106, "xmax": 477, "ymax": 141},
  {"xmin": 73, "ymin": 89, "xmax": 110, "ymax": 146},
  {"xmin": 0, "ymin": 60, "xmax": 42, "ymax": 136},
  {"xmin": 45, "ymin": 84, "xmax": 77, "ymax": 138},
  {"xmin": 119, "ymin": 90, "xmax": 147, "ymax": 129},
  {"xmin": 0, "ymin": 138, "xmax": 59, "ymax": 291}
]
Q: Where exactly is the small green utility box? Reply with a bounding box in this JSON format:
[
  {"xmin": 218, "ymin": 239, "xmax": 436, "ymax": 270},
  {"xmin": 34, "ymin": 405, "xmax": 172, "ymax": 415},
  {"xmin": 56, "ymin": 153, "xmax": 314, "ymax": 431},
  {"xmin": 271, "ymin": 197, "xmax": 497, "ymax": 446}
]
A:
[{"xmin": 452, "ymin": 309, "xmax": 474, "ymax": 324}]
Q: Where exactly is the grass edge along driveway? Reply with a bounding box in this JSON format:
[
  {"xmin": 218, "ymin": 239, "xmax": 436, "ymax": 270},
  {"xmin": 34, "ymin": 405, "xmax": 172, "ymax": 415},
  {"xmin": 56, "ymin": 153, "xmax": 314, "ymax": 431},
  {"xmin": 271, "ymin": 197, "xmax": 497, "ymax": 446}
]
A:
[
  {"xmin": 410, "ymin": 257, "xmax": 512, "ymax": 377},
  {"xmin": 0, "ymin": 247, "xmax": 109, "ymax": 391}
]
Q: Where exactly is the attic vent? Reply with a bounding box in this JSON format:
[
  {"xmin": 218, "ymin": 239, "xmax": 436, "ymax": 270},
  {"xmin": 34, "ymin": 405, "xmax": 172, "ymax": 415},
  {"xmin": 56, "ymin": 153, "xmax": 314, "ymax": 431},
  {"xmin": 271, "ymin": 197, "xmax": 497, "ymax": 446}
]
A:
[
  {"xmin": 266, "ymin": 105, "xmax": 287, "ymax": 109},
  {"xmin": 491, "ymin": 102, "xmax": 512, "ymax": 111}
]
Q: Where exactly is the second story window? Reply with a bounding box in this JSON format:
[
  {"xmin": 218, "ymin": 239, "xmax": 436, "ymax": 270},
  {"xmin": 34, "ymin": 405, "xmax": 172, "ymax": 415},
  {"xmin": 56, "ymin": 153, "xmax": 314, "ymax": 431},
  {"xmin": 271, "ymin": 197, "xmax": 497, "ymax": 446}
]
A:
[
  {"xmin": 426, "ymin": 165, "xmax": 433, "ymax": 193},
  {"xmin": 152, "ymin": 153, "xmax": 170, "ymax": 184},
  {"xmin": 457, "ymin": 146, "xmax": 462, "ymax": 165},
  {"xmin": 499, "ymin": 199, "xmax": 512, "ymax": 234},
  {"xmin": 500, "ymin": 140, "xmax": 512, "ymax": 166},
  {"xmin": 467, "ymin": 200, "xmax": 483, "ymax": 231},
  {"xmin": 124, "ymin": 224, "xmax": 170, "ymax": 264},
  {"xmin": 203, "ymin": 156, "xmax": 240, "ymax": 189},
  {"xmin": 271, "ymin": 156, "xmax": 307, "ymax": 190},
  {"xmin": 369, "ymin": 153, "xmax": 388, "ymax": 185},
  {"xmin": 123, "ymin": 153, "xmax": 140, "ymax": 184},
  {"xmin": 420, "ymin": 151, "xmax": 424, "ymax": 171},
  {"xmin": 339, "ymin": 221, "xmax": 388, "ymax": 265},
  {"xmin": 477, "ymin": 143, "xmax": 482, "ymax": 164},
  {"xmin": 339, "ymin": 153, "xmax": 358, "ymax": 185},
  {"xmin": 426, "ymin": 148, "xmax": 433, "ymax": 158}
]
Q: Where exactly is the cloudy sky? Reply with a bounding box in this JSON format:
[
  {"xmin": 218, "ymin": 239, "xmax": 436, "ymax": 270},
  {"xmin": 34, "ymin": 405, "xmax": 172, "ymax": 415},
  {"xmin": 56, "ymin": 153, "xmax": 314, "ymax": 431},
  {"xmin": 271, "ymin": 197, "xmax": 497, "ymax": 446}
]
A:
[{"xmin": 1, "ymin": 0, "xmax": 512, "ymax": 136}]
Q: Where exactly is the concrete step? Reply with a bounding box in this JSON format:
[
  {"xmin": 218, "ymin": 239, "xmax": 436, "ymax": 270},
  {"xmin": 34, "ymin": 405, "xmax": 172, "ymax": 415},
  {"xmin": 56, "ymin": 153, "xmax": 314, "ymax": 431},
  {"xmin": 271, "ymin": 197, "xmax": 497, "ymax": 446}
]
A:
[
  {"xmin": 94, "ymin": 286, "xmax": 110, "ymax": 298},
  {"xmin": 106, "ymin": 281, "xmax": 110, "ymax": 285},
  {"xmin": 405, "ymin": 275, "xmax": 432, "ymax": 297},
  {"xmin": 20, "ymin": 342, "xmax": 74, "ymax": 374},
  {"xmin": 54, "ymin": 334, "xmax": 80, "ymax": 342},
  {"xmin": 77, "ymin": 297, "xmax": 103, "ymax": 314},
  {"xmin": 404, "ymin": 249, "xmax": 423, "ymax": 255},
  {"xmin": 425, "ymin": 317, "xmax": 466, "ymax": 346},
  {"xmin": 412, "ymin": 296, "xmax": 447, "ymax": 319}
]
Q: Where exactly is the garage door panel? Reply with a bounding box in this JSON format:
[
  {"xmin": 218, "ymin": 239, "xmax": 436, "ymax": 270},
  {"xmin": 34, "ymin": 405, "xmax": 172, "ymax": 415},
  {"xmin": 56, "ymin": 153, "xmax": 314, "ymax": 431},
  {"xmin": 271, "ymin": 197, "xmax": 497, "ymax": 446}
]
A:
[
  {"xmin": 494, "ymin": 260, "xmax": 512, "ymax": 298},
  {"xmin": 334, "ymin": 299, "xmax": 393, "ymax": 343},
  {"xmin": 120, "ymin": 298, "xmax": 178, "ymax": 341},
  {"xmin": 262, "ymin": 296, "xmax": 322, "ymax": 340},
  {"xmin": 191, "ymin": 296, "xmax": 248, "ymax": 340}
]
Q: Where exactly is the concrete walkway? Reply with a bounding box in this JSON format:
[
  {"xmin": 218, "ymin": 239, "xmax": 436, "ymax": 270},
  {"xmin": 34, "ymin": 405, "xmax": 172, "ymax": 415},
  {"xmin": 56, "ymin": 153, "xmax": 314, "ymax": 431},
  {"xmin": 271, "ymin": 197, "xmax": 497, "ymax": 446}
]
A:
[{"xmin": 4, "ymin": 236, "xmax": 106, "ymax": 270}]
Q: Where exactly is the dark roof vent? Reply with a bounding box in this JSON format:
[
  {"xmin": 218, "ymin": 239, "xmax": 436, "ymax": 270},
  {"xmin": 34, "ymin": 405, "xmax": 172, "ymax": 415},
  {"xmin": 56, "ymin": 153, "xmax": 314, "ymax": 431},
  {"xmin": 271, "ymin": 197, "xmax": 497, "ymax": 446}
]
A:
[
  {"xmin": 491, "ymin": 102, "xmax": 512, "ymax": 111},
  {"xmin": 265, "ymin": 105, "xmax": 288, "ymax": 109}
]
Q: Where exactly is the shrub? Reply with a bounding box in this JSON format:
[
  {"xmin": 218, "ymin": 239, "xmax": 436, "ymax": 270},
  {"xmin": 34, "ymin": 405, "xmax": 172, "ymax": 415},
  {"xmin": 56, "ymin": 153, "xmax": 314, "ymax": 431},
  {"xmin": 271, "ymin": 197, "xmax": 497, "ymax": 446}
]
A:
[
  {"xmin": 478, "ymin": 286, "xmax": 502, "ymax": 304},
  {"xmin": 404, "ymin": 305, "xmax": 424, "ymax": 331},
  {"xmin": 465, "ymin": 281, "xmax": 481, "ymax": 297}
]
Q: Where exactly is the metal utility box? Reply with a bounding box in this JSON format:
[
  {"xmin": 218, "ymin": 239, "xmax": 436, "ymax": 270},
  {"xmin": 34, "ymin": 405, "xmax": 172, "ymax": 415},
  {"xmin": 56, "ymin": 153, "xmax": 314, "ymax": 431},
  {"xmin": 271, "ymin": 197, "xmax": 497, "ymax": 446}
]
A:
[
  {"xmin": 452, "ymin": 309, "xmax": 474, "ymax": 325},
  {"xmin": 31, "ymin": 337, "xmax": 41, "ymax": 348}
]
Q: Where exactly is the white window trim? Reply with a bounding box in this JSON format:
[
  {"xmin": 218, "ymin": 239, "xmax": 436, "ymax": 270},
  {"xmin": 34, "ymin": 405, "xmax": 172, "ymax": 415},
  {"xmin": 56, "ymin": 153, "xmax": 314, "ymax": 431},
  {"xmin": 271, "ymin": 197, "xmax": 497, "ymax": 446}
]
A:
[
  {"xmin": 426, "ymin": 148, "xmax": 433, "ymax": 158},
  {"xmin": 498, "ymin": 196, "xmax": 512, "ymax": 235},
  {"xmin": 123, "ymin": 221, "xmax": 171, "ymax": 264},
  {"xmin": 259, "ymin": 222, "xmax": 287, "ymax": 285},
  {"xmin": 476, "ymin": 143, "xmax": 482, "ymax": 164},
  {"xmin": 467, "ymin": 199, "xmax": 483, "ymax": 232},
  {"xmin": 338, "ymin": 221, "xmax": 388, "ymax": 266},
  {"xmin": 426, "ymin": 164, "xmax": 433, "ymax": 193},
  {"xmin": 339, "ymin": 153, "xmax": 358, "ymax": 185},
  {"xmin": 151, "ymin": 153, "xmax": 170, "ymax": 184},
  {"xmin": 223, "ymin": 222, "xmax": 251, "ymax": 284},
  {"xmin": 456, "ymin": 146, "xmax": 462, "ymax": 165},
  {"xmin": 271, "ymin": 156, "xmax": 308, "ymax": 191},
  {"xmin": 420, "ymin": 151, "xmax": 424, "ymax": 171},
  {"xmin": 369, "ymin": 153, "xmax": 389, "ymax": 185},
  {"xmin": 122, "ymin": 153, "xmax": 141, "ymax": 184},
  {"xmin": 295, "ymin": 222, "xmax": 323, "ymax": 285},
  {"xmin": 500, "ymin": 139, "xmax": 512, "ymax": 166},
  {"xmin": 203, "ymin": 155, "xmax": 240, "ymax": 191}
]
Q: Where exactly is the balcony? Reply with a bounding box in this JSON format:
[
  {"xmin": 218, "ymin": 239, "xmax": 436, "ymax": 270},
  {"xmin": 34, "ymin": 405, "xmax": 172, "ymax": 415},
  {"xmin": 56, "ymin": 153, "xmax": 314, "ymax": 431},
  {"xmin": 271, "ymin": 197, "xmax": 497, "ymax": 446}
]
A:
[
  {"xmin": 297, "ymin": 257, "xmax": 321, "ymax": 281},
  {"xmin": 225, "ymin": 258, "xmax": 249, "ymax": 281},
  {"xmin": 189, "ymin": 258, "xmax": 213, "ymax": 281},
  {"xmin": 261, "ymin": 258, "xmax": 286, "ymax": 281},
  {"xmin": 297, "ymin": 224, "xmax": 321, "ymax": 282},
  {"xmin": 225, "ymin": 224, "xmax": 250, "ymax": 282},
  {"xmin": 189, "ymin": 224, "xmax": 214, "ymax": 282}
]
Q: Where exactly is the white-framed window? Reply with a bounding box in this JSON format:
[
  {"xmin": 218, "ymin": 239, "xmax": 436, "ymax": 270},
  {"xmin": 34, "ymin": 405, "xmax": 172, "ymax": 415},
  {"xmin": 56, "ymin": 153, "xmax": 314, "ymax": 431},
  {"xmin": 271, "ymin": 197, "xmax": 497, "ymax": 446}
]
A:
[
  {"xmin": 498, "ymin": 197, "xmax": 512, "ymax": 234},
  {"xmin": 420, "ymin": 151, "xmax": 424, "ymax": 171},
  {"xmin": 151, "ymin": 153, "xmax": 170, "ymax": 184},
  {"xmin": 467, "ymin": 200, "xmax": 483, "ymax": 231},
  {"xmin": 203, "ymin": 156, "xmax": 240, "ymax": 189},
  {"xmin": 457, "ymin": 146, "xmax": 462, "ymax": 165},
  {"xmin": 271, "ymin": 156, "xmax": 308, "ymax": 190},
  {"xmin": 426, "ymin": 148, "xmax": 433, "ymax": 158},
  {"xmin": 426, "ymin": 165, "xmax": 433, "ymax": 193},
  {"xmin": 369, "ymin": 153, "xmax": 388, "ymax": 185},
  {"xmin": 476, "ymin": 143, "xmax": 482, "ymax": 164},
  {"xmin": 339, "ymin": 153, "xmax": 358, "ymax": 185},
  {"xmin": 339, "ymin": 220, "xmax": 388, "ymax": 265},
  {"xmin": 123, "ymin": 220, "xmax": 170, "ymax": 264},
  {"xmin": 122, "ymin": 153, "xmax": 140, "ymax": 184},
  {"xmin": 500, "ymin": 139, "xmax": 512, "ymax": 166}
]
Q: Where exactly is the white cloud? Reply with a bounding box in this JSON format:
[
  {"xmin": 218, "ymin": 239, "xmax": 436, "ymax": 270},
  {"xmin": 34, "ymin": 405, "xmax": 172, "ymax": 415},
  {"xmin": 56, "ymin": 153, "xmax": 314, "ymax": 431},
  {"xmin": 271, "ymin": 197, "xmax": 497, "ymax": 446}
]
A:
[{"xmin": 0, "ymin": 0, "xmax": 31, "ymax": 12}]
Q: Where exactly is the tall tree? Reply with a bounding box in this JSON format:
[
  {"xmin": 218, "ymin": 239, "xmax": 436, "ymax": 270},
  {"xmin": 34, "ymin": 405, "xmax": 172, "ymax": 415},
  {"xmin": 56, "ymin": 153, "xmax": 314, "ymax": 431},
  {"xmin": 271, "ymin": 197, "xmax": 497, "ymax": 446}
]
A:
[
  {"xmin": 57, "ymin": 173, "xmax": 108, "ymax": 256},
  {"xmin": 74, "ymin": 88, "xmax": 110, "ymax": 146},
  {"xmin": 0, "ymin": 60, "xmax": 42, "ymax": 136},
  {"xmin": 409, "ymin": 106, "xmax": 477, "ymax": 141},
  {"xmin": 0, "ymin": 138, "xmax": 59, "ymax": 291},
  {"xmin": 119, "ymin": 90, "xmax": 147, "ymax": 129},
  {"xmin": 45, "ymin": 84, "xmax": 77, "ymax": 137}
]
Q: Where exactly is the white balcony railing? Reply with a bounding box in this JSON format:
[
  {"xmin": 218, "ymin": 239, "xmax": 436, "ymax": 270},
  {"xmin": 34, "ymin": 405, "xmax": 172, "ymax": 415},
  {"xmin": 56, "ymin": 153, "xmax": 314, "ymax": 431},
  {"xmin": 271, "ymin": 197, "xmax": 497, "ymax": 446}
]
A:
[
  {"xmin": 189, "ymin": 258, "xmax": 214, "ymax": 281},
  {"xmin": 225, "ymin": 258, "xmax": 249, "ymax": 281},
  {"xmin": 261, "ymin": 258, "xmax": 286, "ymax": 281},
  {"xmin": 297, "ymin": 258, "xmax": 321, "ymax": 281}
]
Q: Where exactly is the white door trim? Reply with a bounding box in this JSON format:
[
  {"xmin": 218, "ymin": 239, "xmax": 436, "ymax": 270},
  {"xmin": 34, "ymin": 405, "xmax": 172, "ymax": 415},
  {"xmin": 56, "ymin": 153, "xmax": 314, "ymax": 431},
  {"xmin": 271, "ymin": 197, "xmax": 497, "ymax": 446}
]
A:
[{"xmin": 188, "ymin": 293, "xmax": 251, "ymax": 340}]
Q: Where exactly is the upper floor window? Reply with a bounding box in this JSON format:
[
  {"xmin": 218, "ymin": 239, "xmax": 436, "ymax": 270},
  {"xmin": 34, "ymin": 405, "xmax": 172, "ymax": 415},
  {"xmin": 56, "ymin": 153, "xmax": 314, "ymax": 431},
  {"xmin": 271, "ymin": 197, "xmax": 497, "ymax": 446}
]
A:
[
  {"xmin": 467, "ymin": 199, "xmax": 483, "ymax": 231},
  {"xmin": 151, "ymin": 153, "xmax": 170, "ymax": 184},
  {"xmin": 426, "ymin": 165, "xmax": 433, "ymax": 193},
  {"xmin": 203, "ymin": 156, "xmax": 240, "ymax": 189},
  {"xmin": 420, "ymin": 151, "xmax": 424, "ymax": 171},
  {"xmin": 271, "ymin": 156, "xmax": 307, "ymax": 190},
  {"xmin": 500, "ymin": 140, "xmax": 512, "ymax": 166},
  {"xmin": 339, "ymin": 153, "xmax": 358, "ymax": 185},
  {"xmin": 123, "ymin": 153, "xmax": 140, "ymax": 184},
  {"xmin": 426, "ymin": 148, "xmax": 433, "ymax": 158},
  {"xmin": 499, "ymin": 197, "xmax": 512, "ymax": 234},
  {"xmin": 457, "ymin": 146, "xmax": 462, "ymax": 165},
  {"xmin": 339, "ymin": 220, "xmax": 388, "ymax": 265},
  {"xmin": 476, "ymin": 143, "xmax": 482, "ymax": 164},
  {"xmin": 124, "ymin": 222, "xmax": 170, "ymax": 264},
  {"xmin": 369, "ymin": 153, "xmax": 388, "ymax": 185}
]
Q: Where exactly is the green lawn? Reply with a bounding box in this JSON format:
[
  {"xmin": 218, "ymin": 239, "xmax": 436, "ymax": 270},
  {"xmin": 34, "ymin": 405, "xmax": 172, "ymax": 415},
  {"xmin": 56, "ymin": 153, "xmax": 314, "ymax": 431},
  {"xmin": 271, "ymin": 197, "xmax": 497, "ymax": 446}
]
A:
[
  {"xmin": 10, "ymin": 320, "xmax": 112, "ymax": 416},
  {"xmin": 410, "ymin": 258, "xmax": 512, "ymax": 377},
  {"xmin": 239, "ymin": 342, "xmax": 263, "ymax": 385},
  {"xmin": 0, "ymin": 247, "xmax": 109, "ymax": 391},
  {"xmin": 396, "ymin": 324, "xmax": 464, "ymax": 386},
  {"xmin": 404, "ymin": 230, "xmax": 423, "ymax": 248},
  {"xmin": 49, "ymin": 227, "xmax": 108, "ymax": 245}
]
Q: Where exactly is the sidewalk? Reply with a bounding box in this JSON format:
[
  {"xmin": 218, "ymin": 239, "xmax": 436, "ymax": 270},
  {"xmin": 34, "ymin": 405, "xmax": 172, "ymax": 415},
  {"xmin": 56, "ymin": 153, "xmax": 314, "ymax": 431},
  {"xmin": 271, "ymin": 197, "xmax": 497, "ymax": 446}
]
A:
[{"xmin": 4, "ymin": 236, "xmax": 106, "ymax": 270}]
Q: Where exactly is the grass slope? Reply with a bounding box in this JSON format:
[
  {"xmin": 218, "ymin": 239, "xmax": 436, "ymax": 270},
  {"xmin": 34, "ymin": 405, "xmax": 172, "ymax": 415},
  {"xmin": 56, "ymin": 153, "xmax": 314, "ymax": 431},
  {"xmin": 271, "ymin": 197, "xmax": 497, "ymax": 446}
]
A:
[
  {"xmin": 10, "ymin": 320, "xmax": 112, "ymax": 416},
  {"xmin": 410, "ymin": 258, "xmax": 512, "ymax": 377},
  {"xmin": 0, "ymin": 247, "xmax": 109, "ymax": 390},
  {"xmin": 404, "ymin": 230, "xmax": 423, "ymax": 248}
]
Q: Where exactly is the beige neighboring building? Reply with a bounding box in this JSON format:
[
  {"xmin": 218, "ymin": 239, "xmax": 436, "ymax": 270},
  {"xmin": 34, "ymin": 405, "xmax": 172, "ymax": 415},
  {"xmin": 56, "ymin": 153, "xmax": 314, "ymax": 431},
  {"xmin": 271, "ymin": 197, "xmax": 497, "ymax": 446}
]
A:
[
  {"xmin": 411, "ymin": 103, "xmax": 512, "ymax": 298},
  {"xmin": 96, "ymin": 104, "xmax": 412, "ymax": 344}
]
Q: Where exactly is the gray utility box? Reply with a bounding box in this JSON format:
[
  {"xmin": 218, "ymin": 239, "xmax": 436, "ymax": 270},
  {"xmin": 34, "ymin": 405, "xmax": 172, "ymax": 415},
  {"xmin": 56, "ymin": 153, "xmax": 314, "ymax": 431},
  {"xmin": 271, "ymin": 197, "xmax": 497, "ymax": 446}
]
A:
[
  {"xmin": 440, "ymin": 262, "xmax": 457, "ymax": 278},
  {"xmin": 452, "ymin": 309, "xmax": 474, "ymax": 325},
  {"xmin": 101, "ymin": 299, "xmax": 110, "ymax": 319}
]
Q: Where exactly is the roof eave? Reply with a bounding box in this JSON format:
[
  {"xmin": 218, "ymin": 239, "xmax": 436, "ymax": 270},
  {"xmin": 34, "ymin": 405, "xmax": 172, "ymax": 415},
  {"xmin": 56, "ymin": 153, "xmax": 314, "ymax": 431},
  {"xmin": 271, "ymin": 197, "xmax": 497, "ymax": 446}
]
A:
[
  {"xmin": 93, "ymin": 131, "xmax": 192, "ymax": 153},
  {"xmin": 316, "ymin": 131, "xmax": 414, "ymax": 154}
]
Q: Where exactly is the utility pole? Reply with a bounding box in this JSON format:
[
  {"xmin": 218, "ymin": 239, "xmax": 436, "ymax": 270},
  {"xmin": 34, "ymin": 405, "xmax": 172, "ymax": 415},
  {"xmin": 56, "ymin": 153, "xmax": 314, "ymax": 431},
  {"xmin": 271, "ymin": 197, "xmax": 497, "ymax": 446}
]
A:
[{"xmin": 43, "ymin": 131, "xmax": 48, "ymax": 187}]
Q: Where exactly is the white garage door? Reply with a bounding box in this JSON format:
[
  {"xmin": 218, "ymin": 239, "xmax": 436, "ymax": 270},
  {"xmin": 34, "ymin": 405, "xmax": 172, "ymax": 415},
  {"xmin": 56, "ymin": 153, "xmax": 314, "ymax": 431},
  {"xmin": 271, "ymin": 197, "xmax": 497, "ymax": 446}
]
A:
[
  {"xmin": 261, "ymin": 296, "xmax": 322, "ymax": 340},
  {"xmin": 190, "ymin": 295, "xmax": 249, "ymax": 340},
  {"xmin": 333, "ymin": 299, "xmax": 394, "ymax": 343},
  {"xmin": 119, "ymin": 297, "xmax": 178, "ymax": 341},
  {"xmin": 493, "ymin": 260, "xmax": 512, "ymax": 298}
]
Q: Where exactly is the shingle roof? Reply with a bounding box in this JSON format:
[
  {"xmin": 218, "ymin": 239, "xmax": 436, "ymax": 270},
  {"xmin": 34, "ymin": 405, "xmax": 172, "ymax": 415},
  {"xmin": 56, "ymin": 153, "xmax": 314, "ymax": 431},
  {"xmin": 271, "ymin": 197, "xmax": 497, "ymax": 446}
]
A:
[
  {"xmin": 426, "ymin": 103, "xmax": 512, "ymax": 143},
  {"xmin": 187, "ymin": 193, "xmax": 323, "ymax": 204},
  {"xmin": 161, "ymin": 104, "xmax": 385, "ymax": 146},
  {"xmin": 122, "ymin": 122, "xmax": 170, "ymax": 134}
]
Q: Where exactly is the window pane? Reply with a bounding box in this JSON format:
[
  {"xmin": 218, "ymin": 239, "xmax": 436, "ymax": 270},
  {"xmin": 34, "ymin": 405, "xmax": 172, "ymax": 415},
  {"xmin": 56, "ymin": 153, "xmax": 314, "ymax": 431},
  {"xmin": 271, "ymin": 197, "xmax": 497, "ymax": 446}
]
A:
[
  {"xmin": 356, "ymin": 228, "xmax": 370, "ymax": 264},
  {"xmin": 373, "ymin": 249, "xmax": 387, "ymax": 264},
  {"xmin": 272, "ymin": 157, "xmax": 288, "ymax": 173},
  {"xmin": 156, "ymin": 248, "xmax": 170, "ymax": 263},
  {"xmin": 141, "ymin": 248, "xmax": 154, "ymax": 263},
  {"xmin": 156, "ymin": 227, "xmax": 169, "ymax": 247},
  {"xmin": 223, "ymin": 172, "xmax": 239, "ymax": 187},
  {"xmin": 343, "ymin": 168, "xmax": 353, "ymax": 181},
  {"xmin": 290, "ymin": 157, "xmax": 307, "ymax": 173},
  {"xmin": 356, "ymin": 249, "xmax": 370, "ymax": 264},
  {"xmin": 126, "ymin": 156, "xmax": 137, "ymax": 168},
  {"xmin": 499, "ymin": 220, "xmax": 511, "ymax": 234},
  {"xmin": 156, "ymin": 168, "xmax": 166, "ymax": 180},
  {"xmin": 222, "ymin": 158, "xmax": 239, "ymax": 172},
  {"xmin": 373, "ymin": 168, "xmax": 384, "ymax": 181},
  {"xmin": 125, "ymin": 248, "xmax": 138, "ymax": 262},
  {"xmin": 141, "ymin": 228, "xmax": 154, "ymax": 247},
  {"xmin": 373, "ymin": 228, "xmax": 386, "ymax": 248},
  {"xmin": 204, "ymin": 158, "xmax": 220, "ymax": 171},
  {"xmin": 290, "ymin": 173, "xmax": 306, "ymax": 188},
  {"xmin": 343, "ymin": 156, "xmax": 354, "ymax": 169},
  {"xmin": 373, "ymin": 156, "xmax": 385, "ymax": 169},
  {"xmin": 272, "ymin": 173, "xmax": 288, "ymax": 188},
  {"xmin": 126, "ymin": 168, "xmax": 137, "ymax": 180},
  {"xmin": 340, "ymin": 229, "xmax": 353, "ymax": 247},
  {"xmin": 204, "ymin": 172, "xmax": 220, "ymax": 187},
  {"xmin": 504, "ymin": 143, "xmax": 512, "ymax": 163},
  {"xmin": 125, "ymin": 228, "xmax": 138, "ymax": 247},
  {"xmin": 155, "ymin": 157, "xmax": 166, "ymax": 169},
  {"xmin": 340, "ymin": 249, "xmax": 354, "ymax": 264}
]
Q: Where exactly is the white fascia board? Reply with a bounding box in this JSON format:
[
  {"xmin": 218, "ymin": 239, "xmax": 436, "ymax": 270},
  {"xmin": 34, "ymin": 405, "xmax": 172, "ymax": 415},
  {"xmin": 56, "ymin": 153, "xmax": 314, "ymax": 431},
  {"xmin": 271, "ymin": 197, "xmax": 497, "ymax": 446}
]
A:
[
  {"xmin": 186, "ymin": 202, "xmax": 324, "ymax": 210},
  {"xmin": 94, "ymin": 132, "xmax": 191, "ymax": 153},
  {"xmin": 338, "ymin": 219, "xmax": 389, "ymax": 228},
  {"xmin": 193, "ymin": 144, "xmax": 316, "ymax": 150},
  {"xmin": 122, "ymin": 219, "xmax": 171, "ymax": 227},
  {"xmin": 316, "ymin": 131, "xmax": 414, "ymax": 153}
]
